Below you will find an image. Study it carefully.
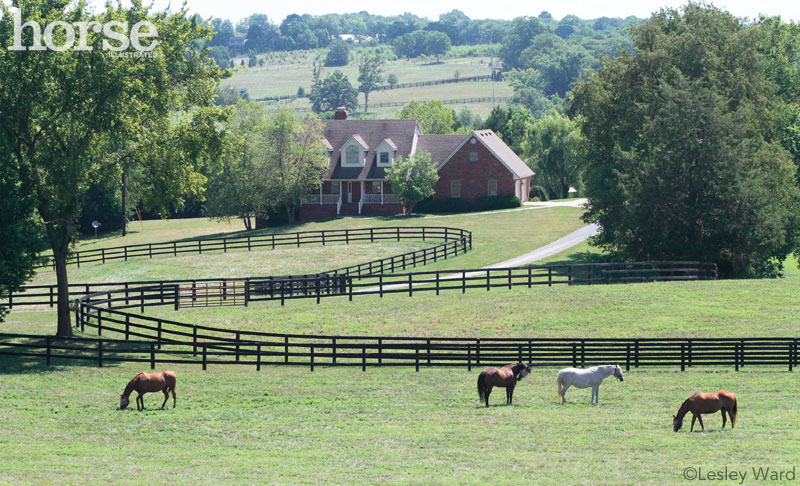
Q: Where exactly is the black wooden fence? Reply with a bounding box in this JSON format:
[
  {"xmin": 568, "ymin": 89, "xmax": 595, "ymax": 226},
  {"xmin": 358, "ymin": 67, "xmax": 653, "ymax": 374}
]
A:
[
  {"xmin": 7, "ymin": 227, "xmax": 471, "ymax": 308},
  {"xmin": 33, "ymin": 226, "xmax": 470, "ymax": 270},
  {"xmin": 1, "ymin": 332, "xmax": 796, "ymax": 372}
]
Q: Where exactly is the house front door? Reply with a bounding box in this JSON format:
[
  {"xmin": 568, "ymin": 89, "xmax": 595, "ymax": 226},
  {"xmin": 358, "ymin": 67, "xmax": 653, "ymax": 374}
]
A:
[{"xmin": 347, "ymin": 182, "xmax": 353, "ymax": 203}]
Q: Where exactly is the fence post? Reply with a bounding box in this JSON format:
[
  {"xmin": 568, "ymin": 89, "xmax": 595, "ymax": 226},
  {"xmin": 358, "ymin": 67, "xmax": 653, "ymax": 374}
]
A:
[
  {"xmin": 157, "ymin": 320, "xmax": 162, "ymax": 350},
  {"xmin": 580, "ymin": 340, "xmax": 585, "ymax": 367},
  {"xmin": 572, "ymin": 343, "xmax": 577, "ymax": 368},
  {"xmin": 284, "ymin": 336, "xmax": 289, "ymax": 364},
  {"xmin": 626, "ymin": 343, "xmax": 631, "ymax": 371},
  {"xmin": 739, "ymin": 339, "xmax": 745, "ymax": 369},
  {"xmin": 467, "ymin": 344, "xmax": 472, "ymax": 371},
  {"xmin": 635, "ymin": 340, "xmax": 640, "ymax": 368},
  {"xmin": 331, "ymin": 338, "xmax": 337, "ymax": 364},
  {"xmin": 257, "ymin": 344, "xmax": 261, "ymax": 372},
  {"xmin": 98, "ymin": 340, "xmax": 103, "ymax": 368},
  {"xmin": 97, "ymin": 308, "xmax": 103, "ymax": 336},
  {"xmin": 310, "ymin": 345, "xmax": 315, "ymax": 372},
  {"xmin": 415, "ymin": 346, "xmax": 419, "ymax": 372},
  {"xmin": 734, "ymin": 342, "xmax": 739, "ymax": 371},
  {"xmin": 124, "ymin": 315, "xmax": 130, "ymax": 340},
  {"xmin": 789, "ymin": 342, "xmax": 793, "ymax": 372},
  {"xmin": 202, "ymin": 344, "xmax": 207, "ymax": 371},
  {"xmin": 476, "ymin": 339, "xmax": 481, "ymax": 366},
  {"xmin": 235, "ymin": 332, "xmax": 240, "ymax": 362},
  {"xmin": 408, "ymin": 274, "xmax": 413, "ymax": 297},
  {"xmin": 462, "ymin": 271, "xmax": 466, "ymax": 293},
  {"xmin": 486, "ymin": 270, "xmax": 490, "ymax": 291},
  {"xmin": 46, "ymin": 337, "xmax": 51, "ymax": 366},
  {"xmin": 362, "ymin": 347, "xmax": 366, "ymax": 372},
  {"xmin": 688, "ymin": 340, "xmax": 693, "ymax": 367},
  {"xmin": 680, "ymin": 344, "xmax": 685, "ymax": 371}
]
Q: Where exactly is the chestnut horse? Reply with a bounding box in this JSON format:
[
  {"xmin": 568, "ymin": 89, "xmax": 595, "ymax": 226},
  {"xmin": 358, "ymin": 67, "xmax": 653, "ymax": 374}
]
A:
[
  {"xmin": 120, "ymin": 371, "xmax": 177, "ymax": 411},
  {"xmin": 477, "ymin": 363, "xmax": 532, "ymax": 407},
  {"xmin": 673, "ymin": 391, "xmax": 737, "ymax": 432}
]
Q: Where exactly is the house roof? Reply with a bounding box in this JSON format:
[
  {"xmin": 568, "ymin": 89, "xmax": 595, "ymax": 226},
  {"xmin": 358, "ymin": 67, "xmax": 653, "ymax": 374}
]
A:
[
  {"xmin": 321, "ymin": 121, "xmax": 533, "ymax": 181},
  {"xmin": 437, "ymin": 129, "xmax": 535, "ymax": 180},
  {"xmin": 323, "ymin": 120, "xmax": 419, "ymax": 180},
  {"xmin": 416, "ymin": 135, "xmax": 466, "ymax": 166}
]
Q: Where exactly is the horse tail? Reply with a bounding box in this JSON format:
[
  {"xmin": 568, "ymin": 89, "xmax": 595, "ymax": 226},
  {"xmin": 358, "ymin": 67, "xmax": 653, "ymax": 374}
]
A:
[
  {"xmin": 731, "ymin": 397, "xmax": 738, "ymax": 426},
  {"xmin": 557, "ymin": 375, "xmax": 563, "ymax": 403},
  {"xmin": 477, "ymin": 372, "xmax": 486, "ymax": 402}
]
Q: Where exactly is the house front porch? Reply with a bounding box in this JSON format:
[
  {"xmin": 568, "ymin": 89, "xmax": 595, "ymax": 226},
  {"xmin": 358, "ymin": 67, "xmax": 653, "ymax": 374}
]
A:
[{"xmin": 300, "ymin": 180, "xmax": 402, "ymax": 219}]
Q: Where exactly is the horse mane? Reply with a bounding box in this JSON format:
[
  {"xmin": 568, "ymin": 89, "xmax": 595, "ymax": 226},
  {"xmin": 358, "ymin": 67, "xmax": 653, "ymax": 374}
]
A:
[
  {"xmin": 121, "ymin": 373, "xmax": 143, "ymax": 398},
  {"xmin": 675, "ymin": 398, "xmax": 692, "ymax": 421}
]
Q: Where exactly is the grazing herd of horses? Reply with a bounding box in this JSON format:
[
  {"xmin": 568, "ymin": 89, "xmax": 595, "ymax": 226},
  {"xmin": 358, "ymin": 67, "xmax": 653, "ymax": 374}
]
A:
[
  {"xmin": 476, "ymin": 363, "xmax": 737, "ymax": 432},
  {"xmin": 119, "ymin": 366, "xmax": 738, "ymax": 432}
]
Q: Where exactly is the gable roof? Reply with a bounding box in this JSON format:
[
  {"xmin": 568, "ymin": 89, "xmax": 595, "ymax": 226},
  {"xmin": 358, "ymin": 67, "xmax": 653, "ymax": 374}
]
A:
[
  {"xmin": 323, "ymin": 119, "xmax": 419, "ymax": 180},
  {"xmin": 416, "ymin": 134, "xmax": 467, "ymax": 165},
  {"xmin": 437, "ymin": 129, "xmax": 534, "ymax": 180}
]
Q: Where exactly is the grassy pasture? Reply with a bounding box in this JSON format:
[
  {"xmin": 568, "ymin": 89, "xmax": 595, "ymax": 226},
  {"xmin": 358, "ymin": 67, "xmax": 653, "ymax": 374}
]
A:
[
  {"xmin": 0, "ymin": 361, "xmax": 796, "ymax": 486},
  {"xmin": 6, "ymin": 208, "xmax": 800, "ymax": 484},
  {"xmin": 30, "ymin": 207, "xmax": 584, "ymax": 286}
]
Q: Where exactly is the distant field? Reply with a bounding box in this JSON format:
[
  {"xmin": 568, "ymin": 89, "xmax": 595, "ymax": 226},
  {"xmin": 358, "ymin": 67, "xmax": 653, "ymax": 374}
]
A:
[{"xmin": 222, "ymin": 55, "xmax": 511, "ymax": 117}]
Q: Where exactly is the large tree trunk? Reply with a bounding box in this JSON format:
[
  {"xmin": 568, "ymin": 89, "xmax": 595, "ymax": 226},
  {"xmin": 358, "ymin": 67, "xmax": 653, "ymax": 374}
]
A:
[
  {"xmin": 121, "ymin": 170, "xmax": 127, "ymax": 237},
  {"xmin": 44, "ymin": 218, "xmax": 74, "ymax": 338},
  {"xmin": 52, "ymin": 247, "xmax": 74, "ymax": 338},
  {"xmin": 286, "ymin": 205, "xmax": 296, "ymax": 224},
  {"xmin": 364, "ymin": 91, "xmax": 369, "ymax": 113}
]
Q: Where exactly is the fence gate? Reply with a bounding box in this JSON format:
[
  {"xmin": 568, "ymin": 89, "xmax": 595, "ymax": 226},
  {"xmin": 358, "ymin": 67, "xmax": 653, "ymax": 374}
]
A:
[{"xmin": 177, "ymin": 280, "xmax": 247, "ymax": 308}]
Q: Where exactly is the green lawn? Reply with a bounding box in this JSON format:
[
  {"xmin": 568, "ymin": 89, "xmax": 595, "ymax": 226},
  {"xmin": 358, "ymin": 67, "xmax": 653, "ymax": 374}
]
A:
[
  {"xmin": 1, "ymin": 361, "xmax": 796, "ymax": 485},
  {"xmin": 6, "ymin": 207, "xmax": 800, "ymax": 485}
]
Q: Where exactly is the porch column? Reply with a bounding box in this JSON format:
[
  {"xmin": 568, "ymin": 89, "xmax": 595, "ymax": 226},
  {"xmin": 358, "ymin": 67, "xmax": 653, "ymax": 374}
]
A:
[
  {"xmin": 380, "ymin": 181, "xmax": 384, "ymax": 205},
  {"xmin": 319, "ymin": 183, "xmax": 323, "ymax": 205}
]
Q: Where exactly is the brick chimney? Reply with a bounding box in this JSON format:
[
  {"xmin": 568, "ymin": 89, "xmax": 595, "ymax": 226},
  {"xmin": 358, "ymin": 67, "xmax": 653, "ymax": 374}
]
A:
[{"xmin": 334, "ymin": 107, "xmax": 348, "ymax": 120}]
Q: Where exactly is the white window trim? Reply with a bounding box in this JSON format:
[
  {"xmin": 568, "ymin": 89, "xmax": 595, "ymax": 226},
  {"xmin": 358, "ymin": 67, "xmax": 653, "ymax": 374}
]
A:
[
  {"xmin": 343, "ymin": 145, "xmax": 362, "ymax": 166},
  {"xmin": 469, "ymin": 151, "xmax": 478, "ymax": 162},
  {"xmin": 488, "ymin": 179, "xmax": 497, "ymax": 197}
]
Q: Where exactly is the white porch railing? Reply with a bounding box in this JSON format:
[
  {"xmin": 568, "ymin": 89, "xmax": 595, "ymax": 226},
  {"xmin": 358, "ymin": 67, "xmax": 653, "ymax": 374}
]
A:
[
  {"xmin": 363, "ymin": 193, "xmax": 401, "ymax": 204},
  {"xmin": 300, "ymin": 194, "xmax": 340, "ymax": 205}
]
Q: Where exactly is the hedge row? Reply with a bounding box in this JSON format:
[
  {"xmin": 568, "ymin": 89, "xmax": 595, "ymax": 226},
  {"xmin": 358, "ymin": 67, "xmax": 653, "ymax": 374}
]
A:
[{"xmin": 415, "ymin": 195, "xmax": 521, "ymax": 214}]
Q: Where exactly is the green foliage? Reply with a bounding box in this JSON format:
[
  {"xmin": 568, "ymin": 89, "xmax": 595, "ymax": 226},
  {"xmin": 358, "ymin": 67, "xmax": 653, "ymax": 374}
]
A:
[
  {"xmin": 0, "ymin": 0, "xmax": 226, "ymax": 335},
  {"xmin": 0, "ymin": 164, "xmax": 42, "ymax": 322},
  {"xmin": 385, "ymin": 151, "xmax": 439, "ymax": 213},
  {"xmin": 414, "ymin": 197, "xmax": 471, "ymax": 214},
  {"xmin": 387, "ymin": 73, "xmax": 399, "ymax": 85},
  {"xmin": 508, "ymin": 69, "xmax": 562, "ymax": 118},
  {"xmin": 209, "ymin": 45, "xmax": 232, "ymax": 70},
  {"xmin": 483, "ymin": 105, "xmax": 534, "ymax": 152},
  {"xmin": 324, "ymin": 39, "xmax": 350, "ymax": 66},
  {"xmin": 357, "ymin": 50, "xmax": 385, "ymax": 112},
  {"xmin": 571, "ymin": 4, "xmax": 800, "ymax": 278},
  {"xmin": 309, "ymin": 71, "xmax": 358, "ymax": 113},
  {"xmin": 259, "ymin": 108, "xmax": 328, "ymax": 223},
  {"xmin": 520, "ymin": 111, "xmax": 584, "ymax": 199},
  {"xmin": 392, "ymin": 30, "xmax": 451, "ymax": 59},
  {"xmin": 77, "ymin": 179, "xmax": 124, "ymax": 235},
  {"xmin": 499, "ymin": 16, "xmax": 550, "ymax": 69},
  {"xmin": 396, "ymin": 100, "xmax": 458, "ymax": 134},
  {"xmin": 474, "ymin": 195, "xmax": 521, "ymax": 211},
  {"xmin": 518, "ymin": 33, "xmax": 591, "ymax": 96}
]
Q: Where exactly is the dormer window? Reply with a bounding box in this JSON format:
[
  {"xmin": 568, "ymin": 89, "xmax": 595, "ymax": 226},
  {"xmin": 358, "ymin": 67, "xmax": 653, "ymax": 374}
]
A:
[
  {"xmin": 380, "ymin": 152, "xmax": 390, "ymax": 165},
  {"xmin": 346, "ymin": 145, "xmax": 359, "ymax": 165},
  {"xmin": 376, "ymin": 139, "xmax": 396, "ymax": 167}
]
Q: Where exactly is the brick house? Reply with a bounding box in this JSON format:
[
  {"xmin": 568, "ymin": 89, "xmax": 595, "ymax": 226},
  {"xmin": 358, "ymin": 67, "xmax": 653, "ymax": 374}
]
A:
[{"xmin": 299, "ymin": 110, "xmax": 533, "ymax": 219}]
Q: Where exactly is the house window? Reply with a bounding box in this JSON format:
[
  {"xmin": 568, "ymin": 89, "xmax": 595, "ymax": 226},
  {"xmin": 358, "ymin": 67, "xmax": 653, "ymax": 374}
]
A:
[
  {"xmin": 331, "ymin": 183, "xmax": 340, "ymax": 194},
  {"xmin": 370, "ymin": 181, "xmax": 381, "ymax": 194},
  {"xmin": 346, "ymin": 145, "xmax": 359, "ymax": 165},
  {"xmin": 451, "ymin": 180, "xmax": 461, "ymax": 198},
  {"xmin": 488, "ymin": 179, "xmax": 497, "ymax": 197},
  {"xmin": 379, "ymin": 152, "xmax": 390, "ymax": 165},
  {"xmin": 469, "ymin": 151, "xmax": 478, "ymax": 162}
]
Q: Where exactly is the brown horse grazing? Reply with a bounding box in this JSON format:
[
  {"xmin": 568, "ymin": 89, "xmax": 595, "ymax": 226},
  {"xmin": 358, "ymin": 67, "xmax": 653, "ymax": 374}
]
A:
[
  {"xmin": 673, "ymin": 391, "xmax": 737, "ymax": 432},
  {"xmin": 477, "ymin": 363, "xmax": 532, "ymax": 407},
  {"xmin": 120, "ymin": 371, "xmax": 177, "ymax": 411}
]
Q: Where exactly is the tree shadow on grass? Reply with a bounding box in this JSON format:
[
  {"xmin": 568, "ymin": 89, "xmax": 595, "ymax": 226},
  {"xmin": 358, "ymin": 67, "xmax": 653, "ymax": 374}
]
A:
[
  {"xmin": 534, "ymin": 250, "xmax": 616, "ymax": 267},
  {"xmin": 0, "ymin": 334, "xmax": 155, "ymax": 375}
]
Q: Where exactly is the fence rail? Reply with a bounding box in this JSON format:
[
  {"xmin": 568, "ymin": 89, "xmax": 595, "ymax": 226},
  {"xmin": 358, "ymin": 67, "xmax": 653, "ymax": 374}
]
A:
[
  {"xmin": 6, "ymin": 227, "xmax": 471, "ymax": 308},
  {"xmin": 1, "ymin": 332, "xmax": 795, "ymax": 372}
]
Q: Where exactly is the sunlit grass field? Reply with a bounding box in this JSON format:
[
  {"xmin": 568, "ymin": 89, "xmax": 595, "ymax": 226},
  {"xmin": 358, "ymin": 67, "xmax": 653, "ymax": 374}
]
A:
[
  {"xmin": 0, "ymin": 361, "xmax": 796, "ymax": 486},
  {"xmin": 5, "ymin": 208, "xmax": 800, "ymax": 484}
]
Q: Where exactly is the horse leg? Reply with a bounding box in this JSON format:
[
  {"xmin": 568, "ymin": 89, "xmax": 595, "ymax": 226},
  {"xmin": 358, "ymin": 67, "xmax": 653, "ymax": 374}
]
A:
[
  {"xmin": 172, "ymin": 387, "xmax": 177, "ymax": 409},
  {"xmin": 137, "ymin": 392, "xmax": 144, "ymax": 411},
  {"xmin": 592, "ymin": 385, "xmax": 599, "ymax": 404},
  {"xmin": 507, "ymin": 386, "xmax": 514, "ymax": 405},
  {"xmin": 721, "ymin": 409, "xmax": 727, "ymax": 429},
  {"xmin": 485, "ymin": 387, "xmax": 492, "ymax": 407},
  {"xmin": 561, "ymin": 384, "xmax": 570, "ymax": 404},
  {"xmin": 697, "ymin": 414, "xmax": 704, "ymax": 431},
  {"xmin": 161, "ymin": 387, "xmax": 169, "ymax": 410},
  {"xmin": 691, "ymin": 414, "xmax": 697, "ymax": 432}
]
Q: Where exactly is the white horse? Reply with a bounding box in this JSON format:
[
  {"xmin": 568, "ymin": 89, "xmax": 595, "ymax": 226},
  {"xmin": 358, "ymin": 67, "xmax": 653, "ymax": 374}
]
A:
[{"xmin": 557, "ymin": 365, "xmax": 623, "ymax": 404}]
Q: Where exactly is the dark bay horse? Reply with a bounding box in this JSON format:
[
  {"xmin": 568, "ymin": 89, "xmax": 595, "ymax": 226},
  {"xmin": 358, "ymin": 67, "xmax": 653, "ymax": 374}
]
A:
[
  {"xmin": 477, "ymin": 363, "xmax": 531, "ymax": 407},
  {"xmin": 120, "ymin": 371, "xmax": 177, "ymax": 411},
  {"xmin": 673, "ymin": 391, "xmax": 737, "ymax": 432}
]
